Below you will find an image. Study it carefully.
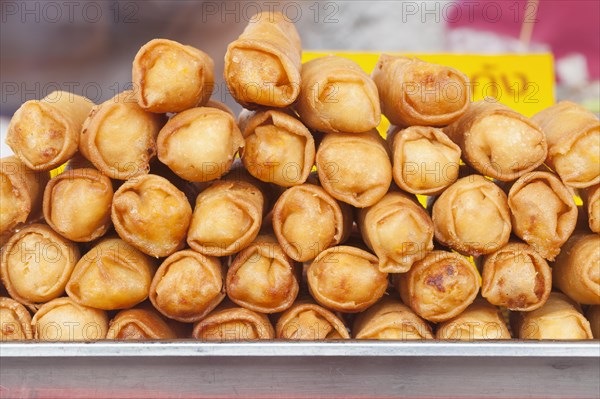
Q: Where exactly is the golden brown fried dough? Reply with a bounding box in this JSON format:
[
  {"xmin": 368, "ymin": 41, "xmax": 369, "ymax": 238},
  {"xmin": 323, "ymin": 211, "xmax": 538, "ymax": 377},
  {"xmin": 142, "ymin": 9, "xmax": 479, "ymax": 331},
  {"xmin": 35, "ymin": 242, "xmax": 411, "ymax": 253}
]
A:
[
  {"xmin": 192, "ymin": 303, "xmax": 274, "ymax": 341},
  {"xmin": 1, "ymin": 224, "xmax": 79, "ymax": 306},
  {"xmin": 316, "ymin": 130, "xmax": 392, "ymax": 208},
  {"xmin": 372, "ymin": 54, "xmax": 469, "ymax": 127},
  {"xmin": 586, "ymin": 306, "xmax": 600, "ymax": 339},
  {"xmin": 6, "ymin": 91, "xmax": 94, "ymax": 170},
  {"xmin": 532, "ymin": 101, "xmax": 600, "ymax": 188},
  {"xmin": 112, "ymin": 174, "xmax": 192, "ymax": 257},
  {"xmin": 224, "ymin": 12, "xmax": 301, "ymax": 108},
  {"xmin": 358, "ymin": 191, "xmax": 434, "ymax": 273},
  {"xmin": 0, "ymin": 297, "xmax": 33, "ymax": 341},
  {"xmin": 272, "ymin": 184, "xmax": 351, "ymax": 262},
  {"xmin": 107, "ymin": 307, "xmax": 177, "ymax": 340},
  {"xmin": 276, "ymin": 300, "xmax": 349, "ymax": 340},
  {"xmin": 296, "ymin": 55, "xmax": 380, "ymax": 134},
  {"xmin": 80, "ymin": 90, "xmax": 164, "ymax": 180},
  {"xmin": 149, "ymin": 250, "xmax": 225, "ymax": 323},
  {"xmin": 445, "ymin": 101, "xmax": 547, "ymax": 181},
  {"xmin": 397, "ymin": 250, "xmax": 481, "ymax": 322},
  {"xmin": 133, "ymin": 39, "xmax": 214, "ymax": 113},
  {"xmin": 583, "ymin": 184, "xmax": 600, "ymax": 233},
  {"xmin": 507, "ymin": 171, "xmax": 578, "ymax": 260},
  {"xmin": 436, "ymin": 299, "xmax": 511, "ymax": 340},
  {"xmin": 43, "ymin": 168, "xmax": 113, "ymax": 242},
  {"xmin": 353, "ymin": 297, "xmax": 433, "ymax": 340}
]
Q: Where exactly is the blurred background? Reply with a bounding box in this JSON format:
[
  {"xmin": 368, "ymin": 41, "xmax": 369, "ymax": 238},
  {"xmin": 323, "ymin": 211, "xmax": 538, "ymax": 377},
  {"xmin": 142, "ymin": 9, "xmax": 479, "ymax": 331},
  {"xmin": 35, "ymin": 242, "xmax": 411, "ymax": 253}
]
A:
[{"xmin": 1, "ymin": 0, "xmax": 599, "ymax": 154}]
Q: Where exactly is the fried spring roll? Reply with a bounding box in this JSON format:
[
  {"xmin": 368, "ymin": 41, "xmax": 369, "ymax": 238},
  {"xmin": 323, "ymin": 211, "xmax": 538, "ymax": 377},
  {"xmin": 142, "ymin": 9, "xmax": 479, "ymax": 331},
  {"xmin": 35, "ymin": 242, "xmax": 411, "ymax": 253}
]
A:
[
  {"xmin": 357, "ymin": 191, "xmax": 434, "ymax": 273},
  {"xmin": 133, "ymin": 38, "xmax": 214, "ymax": 113},
  {"xmin": 445, "ymin": 101, "xmax": 547, "ymax": 181},
  {"xmin": 66, "ymin": 238, "xmax": 156, "ymax": 310},
  {"xmin": 1, "ymin": 224, "xmax": 80, "ymax": 306},
  {"xmin": 107, "ymin": 308, "xmax": 177, "ymax": 340},
  {"xmin": 507, "ymin": 171, "xmax": 578, "ymax": 260},
  {"xmin": 276, "ymin": 300, "xmax": 349, "ymax": 339},
  {"xmin": 316, "ymin": 130, "xmax": 392, "ymax": 208},
  {"xmin": 112, "ymin": 174, "xmax": 192, "ymax": 257},
  {"xmin": 239, "ymin": 109, "xmax": 315, "ymax": 187},
  {"xmin": 43, "ymin": 168, "xmax": 113, "ymax": 242},
  {"xmin": 307, "ymin": 246, "xmax": 388, "ymax": 313},
  {"xmin": 584, "ymin": 184, "xmax": 600, "ymax": 233},
  {"xmin": 227, "ymin": 236, "xmax": 299, "ymax": 313},
  {"xmin": 481, "ymin": 242, "xmax": 551, "ymax": 311},
  {"xmin": 353, "ymin": 298, "xmax": 433, "ymax": 340},
  {"xmin": 296, "ymin": 55, "xmax": 380, "ymax": 134},
  {"xmin": 224, "ymin": 12, "xmax": 301, "ymax": 108},
  {"xmin": 192, "ymin": 303, "xmax": 274, "ymax": 341},
  {"xmin": 272, "ymin": 184, "xmax": 351, "ymax": 262},
  {"xmin": 586, "ymin": 306, "xmax": 600, "ymax": 339},
  {"xmin": 511, "ymin": 292, "xmax": 593, "ymax": 340},
  {"xmin": 397, "ymin": 250, "xmax": 481, "ymax": 322},
  {"xmin": 432, "ymin": 175, "xmax": 512, "ymax": 256},
  {"xmin": 372, "ymin": 54, "xmax": 469, "ymax": 127},
  {"xmin": 0, "ymin": 297, "xmax": 33, "ymax": 341},
  {"xmin": 80, "ymin": 90, "xmax": 164, "ymax": 180},
  {"xmin": 0, "ymin": 156, "xmax": 48, "ymax": 236},
  {"xmin": 436, "ymin": 299, "xmax": 511, "ymax": 340},
  {"xmin": 531, "ymin": 101, "xmax": 600, "ymax": 188},
  {"xmin": 31, "ymin": 297, "xmax": 108, "ymax": 341},
  {"xmin": 388, "ymin": 125, "xmax": 461, "ymax": 195},
  {"xmin": 552, "ymin": 234, "xmax": 600, "ymax": 305},
  {"xmin": 149, "ymin": 250, "xmax": 225, "ymax": 323},
  {"xmin": 6, "ymin": 91, "xmax": 94, "ymax": 170},
  {"xmin": 157, "ymin": 107, "xmax": 244, "ymax": 182},
  {"xmin": 187, "ymin": 180, "xmax": 263, "ymax": 257}
]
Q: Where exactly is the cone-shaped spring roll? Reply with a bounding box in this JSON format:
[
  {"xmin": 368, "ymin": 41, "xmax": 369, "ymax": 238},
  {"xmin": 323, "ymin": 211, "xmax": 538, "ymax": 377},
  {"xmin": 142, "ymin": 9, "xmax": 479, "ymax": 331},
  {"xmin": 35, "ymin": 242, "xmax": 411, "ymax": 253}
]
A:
[
  {"xmin": 586, "ymin": 306, "xmax": 600, "ymax": 339},
  {"xmin": 1, "ymin": 224, "xmax": 80, "ymax": 306},
  {"xmin": 0, "ymin": 297, "xmax": 33, "ymax": 341},
  {"xmin": 481, "ymin": 242, "xmax": 552, "ymax": 311},
  {"xmin": 112, "ymin": 174, "xmax": 192, "ymax": 257},
  {"xmin": 532, "ymin": 101, "xmax": 600, "ymax": 188},
  {"xmin": 584, "ymin": 184, "xmax": 600, "ymax": 233},
  {"xmin": 107, "ymin": 307, "xmax": 177, "ymax": 340},
  {"xmin": 353, "ymin": 297, "xmax": 433, "ymax": 340},
  {"xmin": 132, "ymin": 38, "xmax": 214, "ymax": 113},
  {"xmin": 276, "ymin": 300, "xmax": 349, "ymax": 339},
  {"xmin": 0, "ymin": 156, "xmax": 48, "ymax": 236},
  {"xmin": 149, "ymin": 250, "xmax": 225, "ymax": 323},
  {"xmin": 6, "ymin": 91, "xmax": 94, "ymax": 171},
  {"xmin": 372, "ymin": 54, "xmax": 469, "ymax": 127},
  {"xmin": 224, "ymin": 12, "xmax": 301, "ymax": 108},
  {"xmin": 316, "ymin": 130, "xmax": 392, "ymax": 208},
  {"xmin": 552, "ymin": 234, "xmax": 600, "ymax": 305},
  {"xmin": 507, "ymin": 171, "xmax": 578, "ymax": 260},
  {"xmin": 358, "ymin": 191, "xmax": 434, "ymax": 273},
  {"xmin": 397, "ymin": 250, "xmax": 481, "ymax": 322},
  {"xmin": 436, "ymin": 299, "xmax": 511, "ymax": 340},
  {"xmin": 43, "ymin": 168, "xmax": 113, "ymax": 242},
  {"xmin": 80, "ymin": 90, "xmax": 164, "ymax": 180},
  {"xmin": 388, "ymin": 125, "xmax": 461, "ymax": 195},
  {"xmin": 239, "ymin": 109, "xmax": 315, "ymax": 187},
  {"xmin": 432, "ymin": 175, "xmax": 512, "ymax": 256},
  {"xmin": 272, "ymin": 184, "xmax": 351, "ymax": 262},
  {"xmin": 296, "ymin": 55, "xmax": 380, "ymax": 134},
  {"xmin": 66, "ymin": 238, "xmax": 156, "ymax": 310},
  {"xmin": 187, "ymin": 180, "xmax": 264, "ymax": 257},
  {"xmin": 227, "ymin": 236, "xmax": 299, "ymax": 314},
  {"xmin": 192, "ymin": 303, "xmax": 274, "ymax": 341},
  {"xmin": 445, "ymin": 101, "xmax": 547, "ymax": 181},
  {"xmin": 511, "ymin": 292, "xmax": 593, "ymax": 340},
  {"xmin": 307, "ymin": 246, "xmax": 388, "ymax": 313},
  {"xmin": 157, "ymin": 107, "xmax": 244, "ymax": 182},
  {"xmin": 32, "ymin": 297, "xmax": 109, "ymax": 341}
]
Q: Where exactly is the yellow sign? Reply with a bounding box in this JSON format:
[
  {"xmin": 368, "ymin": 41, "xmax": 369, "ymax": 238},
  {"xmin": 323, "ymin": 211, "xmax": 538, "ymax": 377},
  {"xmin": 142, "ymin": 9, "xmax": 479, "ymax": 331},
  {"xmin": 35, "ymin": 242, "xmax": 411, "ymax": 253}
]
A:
[{"xmin": 303, "ymin": 52, "xmax": 555, "ymax": 135}]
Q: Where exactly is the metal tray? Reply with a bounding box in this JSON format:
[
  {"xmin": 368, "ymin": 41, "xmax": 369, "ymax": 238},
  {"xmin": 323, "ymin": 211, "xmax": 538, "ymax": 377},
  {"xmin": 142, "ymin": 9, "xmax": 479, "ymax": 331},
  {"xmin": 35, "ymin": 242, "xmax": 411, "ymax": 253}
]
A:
[{"xmin": 1, "ymin": 341, "xmax": 599, "ymax": 398}]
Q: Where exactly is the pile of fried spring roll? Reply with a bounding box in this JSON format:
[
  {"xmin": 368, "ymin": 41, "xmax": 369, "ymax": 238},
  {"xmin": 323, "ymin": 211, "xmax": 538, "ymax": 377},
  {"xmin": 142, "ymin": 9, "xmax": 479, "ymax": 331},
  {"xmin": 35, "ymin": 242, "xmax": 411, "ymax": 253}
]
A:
[{"xmin": 1, "ymin": 12, "xmax": 599, "ymax": 342}]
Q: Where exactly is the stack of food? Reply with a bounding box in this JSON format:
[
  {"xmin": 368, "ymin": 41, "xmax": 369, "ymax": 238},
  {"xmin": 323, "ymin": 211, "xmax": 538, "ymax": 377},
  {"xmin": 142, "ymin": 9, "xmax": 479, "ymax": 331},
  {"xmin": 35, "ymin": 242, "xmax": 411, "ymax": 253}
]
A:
[{"xmin": 1, "ymin": 12, "xmax": 598, "ymax": 342}]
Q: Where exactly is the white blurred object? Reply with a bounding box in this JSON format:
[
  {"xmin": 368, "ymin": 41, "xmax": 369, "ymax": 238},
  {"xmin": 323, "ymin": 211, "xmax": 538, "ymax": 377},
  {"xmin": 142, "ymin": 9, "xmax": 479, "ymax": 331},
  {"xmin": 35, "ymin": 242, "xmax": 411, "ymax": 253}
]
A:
[
  {"xmin": 0, "ymin": 117, "xmax": 12, "ymax": 157},
  {"xmin": 556, "ymin": 53, "xmax": 590, "ymax": 88},
  {"xmin": 446, "ymin": 28, "xmax": 549, "ymax": 54}
]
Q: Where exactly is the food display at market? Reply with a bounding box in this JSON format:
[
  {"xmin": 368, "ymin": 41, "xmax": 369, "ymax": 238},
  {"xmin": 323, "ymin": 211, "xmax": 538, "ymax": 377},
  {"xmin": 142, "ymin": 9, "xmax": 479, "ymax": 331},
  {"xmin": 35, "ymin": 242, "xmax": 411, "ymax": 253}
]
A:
[{"xmin": 1, "ymin": 12, "xmax": 599, "ymax": 343}]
